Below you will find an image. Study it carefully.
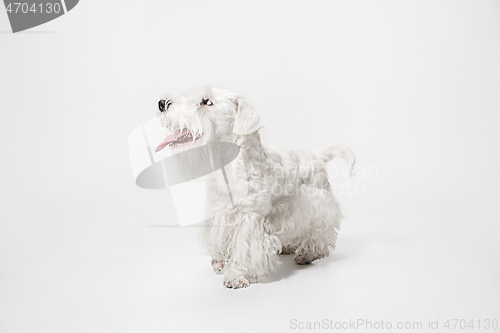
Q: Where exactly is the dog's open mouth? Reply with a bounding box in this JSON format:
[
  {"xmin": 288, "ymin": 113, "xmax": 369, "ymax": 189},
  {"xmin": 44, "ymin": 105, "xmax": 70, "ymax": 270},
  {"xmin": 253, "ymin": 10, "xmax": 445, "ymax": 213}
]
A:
[{"xmin": 155, "ymin": 128, "xmax": 203, "ymax": 152}]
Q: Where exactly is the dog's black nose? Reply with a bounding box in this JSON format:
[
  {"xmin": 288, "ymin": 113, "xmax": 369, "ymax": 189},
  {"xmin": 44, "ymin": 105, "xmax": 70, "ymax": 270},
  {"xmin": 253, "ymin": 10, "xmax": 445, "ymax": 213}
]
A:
[{"xmin": 158, "ymin": 99, "xmax": 167, "ymax": 112}]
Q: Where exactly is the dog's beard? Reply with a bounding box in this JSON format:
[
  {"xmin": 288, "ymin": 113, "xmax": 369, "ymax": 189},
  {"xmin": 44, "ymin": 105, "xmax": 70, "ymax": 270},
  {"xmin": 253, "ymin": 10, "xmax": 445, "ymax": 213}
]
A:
[
  {"xmin": 170, "ymin": 145, "xmax": 213, "ymax": 182},
  {"xmin": 161, "ymin": 122, "xmax": 217, "ymax": 181}
]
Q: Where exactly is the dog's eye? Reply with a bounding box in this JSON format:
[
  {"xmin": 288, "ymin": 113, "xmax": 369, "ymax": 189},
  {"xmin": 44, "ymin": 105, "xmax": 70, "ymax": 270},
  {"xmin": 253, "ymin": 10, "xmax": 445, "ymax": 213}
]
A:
[
  {"xmin": 201, "ymin": 98, "xmax": 213, "ymax": 106},
  {"xmin": 158, "ymin": 99, "xmax": 172, "ymax": 112}
]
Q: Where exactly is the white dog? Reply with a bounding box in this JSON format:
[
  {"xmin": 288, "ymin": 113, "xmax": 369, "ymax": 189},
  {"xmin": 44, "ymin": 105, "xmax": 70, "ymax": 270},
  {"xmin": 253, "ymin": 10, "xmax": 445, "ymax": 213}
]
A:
[{"xmin": 155, "ymin": 87, "xmax": 355, "ymax": 289}]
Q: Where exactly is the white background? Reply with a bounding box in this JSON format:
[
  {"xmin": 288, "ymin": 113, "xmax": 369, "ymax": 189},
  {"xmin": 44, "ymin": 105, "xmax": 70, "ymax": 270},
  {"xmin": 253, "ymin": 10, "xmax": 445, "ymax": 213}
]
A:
[{"xmin": 1, "ymin": 1, "xmax": 499, "ymax": 332}]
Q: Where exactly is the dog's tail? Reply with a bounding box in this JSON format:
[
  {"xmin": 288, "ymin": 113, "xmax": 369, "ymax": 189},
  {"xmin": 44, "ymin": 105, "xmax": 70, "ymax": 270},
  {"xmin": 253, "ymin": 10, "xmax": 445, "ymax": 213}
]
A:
[{"xmin": 314, "ymin": 145, "xmax": 356, "ymax": 176}]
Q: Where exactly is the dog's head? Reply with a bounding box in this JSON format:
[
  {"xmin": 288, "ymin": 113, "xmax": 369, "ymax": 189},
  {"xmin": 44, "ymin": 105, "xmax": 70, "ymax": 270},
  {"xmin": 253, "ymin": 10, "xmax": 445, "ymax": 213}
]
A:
[{"xmin": 155, "ymin": 87, "xmax": 263, "ymax": 153}]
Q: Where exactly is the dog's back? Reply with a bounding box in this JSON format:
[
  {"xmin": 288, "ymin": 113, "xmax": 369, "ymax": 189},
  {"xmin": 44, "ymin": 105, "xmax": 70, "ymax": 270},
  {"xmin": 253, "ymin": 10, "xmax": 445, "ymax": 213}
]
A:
[{"xmin": 263, "ymin": 145, "xmax": 355, "ymax": 200}]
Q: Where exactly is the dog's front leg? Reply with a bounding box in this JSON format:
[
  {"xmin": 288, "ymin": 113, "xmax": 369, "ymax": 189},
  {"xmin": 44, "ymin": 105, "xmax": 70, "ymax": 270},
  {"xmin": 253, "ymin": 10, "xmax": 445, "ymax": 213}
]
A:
[
  {"xmin": 223, "ymin": 215, "xmax": 281, "ymax": 289},
  {"xmin": 200, "ymin": 220, "xmax": 230, "ymax": 274}
]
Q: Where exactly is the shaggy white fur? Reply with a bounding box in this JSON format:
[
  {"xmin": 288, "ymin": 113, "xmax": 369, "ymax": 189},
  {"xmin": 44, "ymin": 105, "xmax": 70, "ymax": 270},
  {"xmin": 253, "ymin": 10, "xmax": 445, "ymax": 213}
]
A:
[{"xmin": 156, "ymin": 87, "xmax": 355, "ymax": 289}]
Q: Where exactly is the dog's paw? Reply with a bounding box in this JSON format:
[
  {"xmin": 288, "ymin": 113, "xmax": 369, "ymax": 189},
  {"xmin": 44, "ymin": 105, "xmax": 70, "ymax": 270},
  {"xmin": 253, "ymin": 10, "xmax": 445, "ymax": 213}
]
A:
[
  {"xmin": 223, "ymin": 275, "xmax": 250, "ymax": 289},
  {"xmin": 294, "ymin": 252, "xmax": 327, "ymax": 265},
  {"xmin": 280, "ymin": 245, "xmax": 296, "ymax": 255},
  {"xmin": 211, "ymin": 259, "xmax": 225, "ymax": 274},
  {"xmin": 293, "ymin": 252, "xmax": 315, "ymax": 265}
]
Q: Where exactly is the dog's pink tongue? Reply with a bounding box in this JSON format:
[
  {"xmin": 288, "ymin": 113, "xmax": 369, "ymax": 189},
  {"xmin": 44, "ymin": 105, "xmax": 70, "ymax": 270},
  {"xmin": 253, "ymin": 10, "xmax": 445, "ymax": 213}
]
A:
[{"xmin": 155, "ymin": 129, "xmax": 188, "ymax": 152}]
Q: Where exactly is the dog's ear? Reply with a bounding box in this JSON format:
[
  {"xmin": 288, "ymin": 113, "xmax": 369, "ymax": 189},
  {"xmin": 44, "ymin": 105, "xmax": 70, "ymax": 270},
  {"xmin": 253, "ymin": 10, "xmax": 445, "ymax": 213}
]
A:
[{"xmin": 233, "ymin": 97, "xmax": 264, "ymax": 136}]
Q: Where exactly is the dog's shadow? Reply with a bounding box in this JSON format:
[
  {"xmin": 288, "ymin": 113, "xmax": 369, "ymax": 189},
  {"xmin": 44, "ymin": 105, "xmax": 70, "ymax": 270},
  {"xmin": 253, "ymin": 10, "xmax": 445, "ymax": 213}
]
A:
[{"xmin": 263, "ymin": 233, "xmax": 366, "ymax": 284}]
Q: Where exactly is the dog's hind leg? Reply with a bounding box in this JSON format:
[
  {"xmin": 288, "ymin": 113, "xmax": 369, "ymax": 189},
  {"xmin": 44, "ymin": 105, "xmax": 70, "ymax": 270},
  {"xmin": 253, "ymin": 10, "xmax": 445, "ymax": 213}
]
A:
[
  {"xmin": 292, "ymin": 222, "xmax": 337, "ymax": 265},
  {"xmin": 292, "ymin": 188, "xmax": 342, "ymax": 265}
]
